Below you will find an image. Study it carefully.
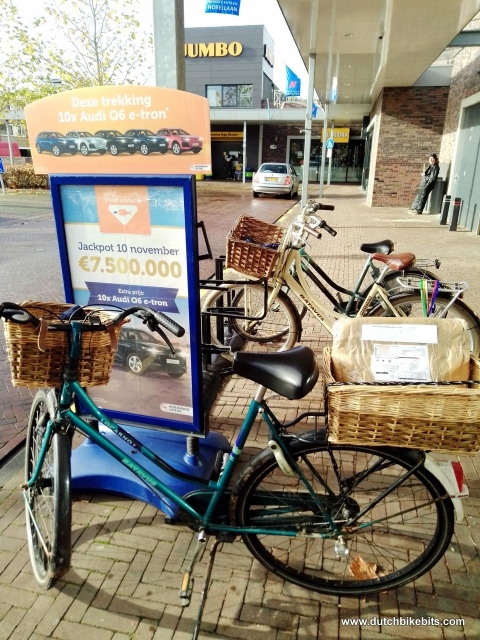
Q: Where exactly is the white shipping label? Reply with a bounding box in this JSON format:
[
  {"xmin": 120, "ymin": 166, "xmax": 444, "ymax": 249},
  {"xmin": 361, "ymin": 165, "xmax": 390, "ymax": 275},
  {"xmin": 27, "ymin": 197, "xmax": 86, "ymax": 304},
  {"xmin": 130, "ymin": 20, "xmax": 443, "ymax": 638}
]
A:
[
  {"xmin": 362, "ymin": 324, "xmax": 438, "ymax": 344},
  {"xmin": 371, "ymin": 344, "xmax": 431, "ymax": 382}
]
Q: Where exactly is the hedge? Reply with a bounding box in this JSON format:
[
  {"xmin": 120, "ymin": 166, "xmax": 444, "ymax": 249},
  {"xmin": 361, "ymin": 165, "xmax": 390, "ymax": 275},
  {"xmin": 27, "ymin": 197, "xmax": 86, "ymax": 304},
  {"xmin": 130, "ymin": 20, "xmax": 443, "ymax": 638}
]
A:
[{"xmin": 2, "ymin": 164, "xmax": 49, "ymax": 190}]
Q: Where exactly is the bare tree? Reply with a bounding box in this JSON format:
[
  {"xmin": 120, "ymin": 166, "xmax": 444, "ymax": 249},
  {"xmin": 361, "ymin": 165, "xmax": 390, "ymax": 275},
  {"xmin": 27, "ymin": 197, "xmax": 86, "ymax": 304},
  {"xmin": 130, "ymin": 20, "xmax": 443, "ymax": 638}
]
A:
[{"xmin": 41, "ymin": 0, "xmax": 152, "ymax": 88}]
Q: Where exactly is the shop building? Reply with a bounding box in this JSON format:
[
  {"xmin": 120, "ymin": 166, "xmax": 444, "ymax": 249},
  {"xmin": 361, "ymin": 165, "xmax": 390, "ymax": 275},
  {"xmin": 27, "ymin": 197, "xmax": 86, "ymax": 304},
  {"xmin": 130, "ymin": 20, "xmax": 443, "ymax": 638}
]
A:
[{"xmin": 184, "ymin": 25, "xmax": 366, "ymax": 183}]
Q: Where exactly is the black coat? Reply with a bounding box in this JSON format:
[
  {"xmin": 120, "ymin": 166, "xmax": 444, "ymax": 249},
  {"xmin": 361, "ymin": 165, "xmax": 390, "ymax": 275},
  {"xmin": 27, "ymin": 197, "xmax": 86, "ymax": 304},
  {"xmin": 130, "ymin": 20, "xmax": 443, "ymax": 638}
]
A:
[
  {"xmin": 424, "ymin": 163, "xmax": 440, "ymax": 186},
  {"xmin": 411, "ymin": 162, "xmax": 440, "ymax": 213}
]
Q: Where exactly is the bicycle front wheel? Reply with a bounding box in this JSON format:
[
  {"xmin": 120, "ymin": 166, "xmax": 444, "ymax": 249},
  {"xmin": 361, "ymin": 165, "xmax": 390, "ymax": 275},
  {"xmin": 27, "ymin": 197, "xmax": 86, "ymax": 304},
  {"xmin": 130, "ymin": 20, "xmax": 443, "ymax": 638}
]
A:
[
  {"xmin": 234, "ymin": 441, "xmax": 454, "ymax": 596},
  {"xmin": 25, "ymin": 390, "xmax": 72, "ymax": 589},
  {"xmin": 202, "ymin": 283, "xmax": 301, "ymax": 353},
  {"xmin": 369, "ymin": 291, "xmax": 480, "ymax": 355}
]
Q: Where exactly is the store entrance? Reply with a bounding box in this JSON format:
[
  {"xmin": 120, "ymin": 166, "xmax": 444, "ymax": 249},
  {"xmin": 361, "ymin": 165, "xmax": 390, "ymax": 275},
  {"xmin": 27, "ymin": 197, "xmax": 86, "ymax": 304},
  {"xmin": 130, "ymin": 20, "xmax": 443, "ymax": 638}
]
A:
[
  {"xmin": 211, "ymin": 141, "xmax": 243, "ymax": 179},
  {"xmin": 288, "ymin": 137, "xmax": 364, "ymax": 183}
]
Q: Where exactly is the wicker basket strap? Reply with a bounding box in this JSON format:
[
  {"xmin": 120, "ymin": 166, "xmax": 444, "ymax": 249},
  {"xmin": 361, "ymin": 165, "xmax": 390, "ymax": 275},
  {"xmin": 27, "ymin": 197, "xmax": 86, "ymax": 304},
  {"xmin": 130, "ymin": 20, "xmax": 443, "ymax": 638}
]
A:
[
  {"xmin": 107, "ymin": 324, "xmax": 118, "ymax": 352},
  {"xmin": 37, "ymin": 319, "xmax": 48, "ymax": 352}
]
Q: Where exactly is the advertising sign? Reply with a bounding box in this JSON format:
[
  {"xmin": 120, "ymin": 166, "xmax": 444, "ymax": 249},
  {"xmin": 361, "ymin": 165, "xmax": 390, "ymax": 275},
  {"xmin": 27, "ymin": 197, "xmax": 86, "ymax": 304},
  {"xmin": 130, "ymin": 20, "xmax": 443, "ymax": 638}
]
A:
[
  {"xmin": 50, "ymin": 174, "xmax": 204, "ymax": 435},
  {"xmin": 0, "ymin": 158, "xmax": 4, "ymax": 173},
  {"xmin": 25, "ymin": 86, "xmax": 211, "ymax": 176},
  {"xmin": 320, "ymin": 127, "xmax": 350, "ymax": 144},
  {"xmin": 205, "ymin": 0, "xmax": 241, "ymax": 16},
  {"xmin": 285, "ymin": 66, "xmax": 301, "ymax": 97}
]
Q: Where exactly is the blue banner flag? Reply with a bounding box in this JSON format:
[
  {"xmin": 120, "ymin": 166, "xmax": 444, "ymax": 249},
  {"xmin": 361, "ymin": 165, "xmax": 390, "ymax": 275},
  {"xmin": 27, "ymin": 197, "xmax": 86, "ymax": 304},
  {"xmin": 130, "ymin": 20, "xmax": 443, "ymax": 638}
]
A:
[
  {"xmin": 285, "ymin": 66, "xmax": 301, "ymax": 97},
  {"xmin": 312, "ymin": 104, "xmax": 318, "ymax": 117},
  {"xmin": 205, "ymin": 0, "xmax": 241, "ymax": 16}
]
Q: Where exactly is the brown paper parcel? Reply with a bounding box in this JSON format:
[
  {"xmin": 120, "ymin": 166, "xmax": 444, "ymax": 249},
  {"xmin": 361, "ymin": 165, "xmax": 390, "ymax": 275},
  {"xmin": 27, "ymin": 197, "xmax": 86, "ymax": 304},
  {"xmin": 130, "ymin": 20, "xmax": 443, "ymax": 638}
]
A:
[{"xmin": 331, "ymin": 317, "xmax": 471, "ymax": 383}]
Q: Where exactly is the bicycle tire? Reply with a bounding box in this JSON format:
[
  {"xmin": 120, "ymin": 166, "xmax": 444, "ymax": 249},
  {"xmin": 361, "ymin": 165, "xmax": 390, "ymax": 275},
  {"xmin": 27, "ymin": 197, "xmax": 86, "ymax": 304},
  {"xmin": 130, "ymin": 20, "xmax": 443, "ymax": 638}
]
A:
[
  {"xmin": 202, "ymin": 283, "xmax": 301, "ymax": 353},
  {"xmin": 25, "ymin": 390, "xmax": 72, "ymax": 589},
  {"xmin": 233, "ymin": 440, "xmax": 454, "ymax": 596},
  {"xmin": 368, "ymin": 291, "xmax": 480, "ymax": 355}
]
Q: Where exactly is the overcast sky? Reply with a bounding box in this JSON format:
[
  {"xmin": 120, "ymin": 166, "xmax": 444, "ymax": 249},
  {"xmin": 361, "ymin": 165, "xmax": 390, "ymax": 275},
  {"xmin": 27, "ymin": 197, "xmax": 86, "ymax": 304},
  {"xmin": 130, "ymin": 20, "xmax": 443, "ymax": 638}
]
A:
[{"xmin": 180, "ymin": 0, "xmax": 308, "ymax": 94}]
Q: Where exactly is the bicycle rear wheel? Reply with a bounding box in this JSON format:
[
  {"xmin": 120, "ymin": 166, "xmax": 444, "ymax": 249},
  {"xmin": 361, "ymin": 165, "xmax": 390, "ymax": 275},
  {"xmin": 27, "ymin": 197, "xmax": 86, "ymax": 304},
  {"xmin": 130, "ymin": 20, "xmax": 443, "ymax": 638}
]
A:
[
  {"xmin": 368, "ymin": 291, "xmax": 480, "ymax": 355},
  {"xmin": 234, "ymin": 440, "xmax": 454, "ymax": 596},
  {"xmin": 25, "ymin": 390, "xmax": 72, "ymax": 589}
]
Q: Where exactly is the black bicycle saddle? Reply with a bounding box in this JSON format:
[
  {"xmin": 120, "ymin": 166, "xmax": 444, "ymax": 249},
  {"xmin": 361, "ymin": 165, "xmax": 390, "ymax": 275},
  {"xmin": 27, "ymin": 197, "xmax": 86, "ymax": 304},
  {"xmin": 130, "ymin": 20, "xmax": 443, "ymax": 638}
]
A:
[
  {"xmin": 233, "ymin": 346, "xmax": 319, "ymax": 400},
  {"xmin": 360, "ymin": 240, "xmax": 394, "ymax": 255}
]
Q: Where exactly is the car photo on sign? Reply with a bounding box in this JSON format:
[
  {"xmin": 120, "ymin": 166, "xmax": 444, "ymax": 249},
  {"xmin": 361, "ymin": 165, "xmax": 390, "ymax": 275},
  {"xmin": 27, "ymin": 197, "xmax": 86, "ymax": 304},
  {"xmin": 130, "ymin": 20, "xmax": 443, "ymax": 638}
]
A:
[
  {"xmin": 253, "ymin": 162, "xmax": 300, "ymax": 199},
  {"xmin": 93, "ymin": 130, "xmax": 138, "ymax": 156},
  {"xmin": 156, "ymin": 128, "xmax": 203, "ymax": 154},
  {"xmin": 123, "ymin": 129, "xmax": 169, "ymax": 156},
  {"xmin": 35, "ymin": 132, "xmax": 78, "ymax": 156},
  {"xmin": 66, "ymin": 131, "xmax": 108, "ymax": 156},
  {"xmin": 114, "ymin": 327, "xmax": 187, "ymax": 378}
]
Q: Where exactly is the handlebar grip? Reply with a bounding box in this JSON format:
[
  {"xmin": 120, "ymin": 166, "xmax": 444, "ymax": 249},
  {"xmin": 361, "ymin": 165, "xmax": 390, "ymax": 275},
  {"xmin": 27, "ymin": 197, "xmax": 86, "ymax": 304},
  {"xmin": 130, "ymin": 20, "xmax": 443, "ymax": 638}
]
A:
[
  {"xmin": 321, "ymin": 221, "xmax": 337, "ymax": 237},
  {"xmin": 1, "ymin": 302, "xmax": 40, "ymax": 326},
  {"xmin": 307, "ymin": 202, "xmax": 335, "ymax": 213},
  {"xmin": 153, "ymin": 311, "xmax": 185, "ymax": 338}
]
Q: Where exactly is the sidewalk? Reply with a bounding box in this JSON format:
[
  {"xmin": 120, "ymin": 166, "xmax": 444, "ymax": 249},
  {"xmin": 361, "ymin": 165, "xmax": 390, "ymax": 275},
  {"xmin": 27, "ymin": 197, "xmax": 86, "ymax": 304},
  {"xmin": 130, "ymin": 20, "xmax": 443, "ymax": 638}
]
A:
[{"xmin": 0, "ymin": 184, "xmax": 479, "ymax": 639}]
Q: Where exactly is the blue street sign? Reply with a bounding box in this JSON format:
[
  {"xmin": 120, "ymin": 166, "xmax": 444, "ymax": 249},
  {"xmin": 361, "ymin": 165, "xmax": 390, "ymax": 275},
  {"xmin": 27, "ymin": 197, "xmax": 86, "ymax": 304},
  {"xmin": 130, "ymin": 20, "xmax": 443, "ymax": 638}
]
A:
[
  {"xmin": 0, "ymin": 158, "xmax": 4, "ymax": 173},
  {"xmin": 326, "ymin": 138, "xmax": 335, "ymax": 150},
  {"xmin": 205, "ymin": 0, "xmax": 241, "ymax": 15}
]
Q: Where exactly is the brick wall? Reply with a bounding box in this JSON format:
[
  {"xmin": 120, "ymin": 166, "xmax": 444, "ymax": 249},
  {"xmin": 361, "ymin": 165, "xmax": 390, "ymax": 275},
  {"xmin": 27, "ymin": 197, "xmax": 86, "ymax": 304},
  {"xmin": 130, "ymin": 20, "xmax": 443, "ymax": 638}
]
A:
[
  {"xmin": 371, "ymin": 87, "xmax": 449, "ymax": 207},
  {"xmin": 440, "ymin": 47, "xmax": 480, "ymax": 162}
]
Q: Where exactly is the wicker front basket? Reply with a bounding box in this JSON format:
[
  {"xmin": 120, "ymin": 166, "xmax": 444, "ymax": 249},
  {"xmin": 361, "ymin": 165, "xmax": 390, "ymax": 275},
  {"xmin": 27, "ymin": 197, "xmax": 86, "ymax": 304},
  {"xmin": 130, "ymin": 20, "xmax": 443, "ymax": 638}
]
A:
[
  {"xmin": 323, "ymin": 347, "xmax": 480, "ymax": 455},
  {"xmin": 225, "ymin": 215, "xmax": 285, "ymax": 279},
  {"xmin": 3, "ymin": 302, "xmax": 125, "ymax": 388}
]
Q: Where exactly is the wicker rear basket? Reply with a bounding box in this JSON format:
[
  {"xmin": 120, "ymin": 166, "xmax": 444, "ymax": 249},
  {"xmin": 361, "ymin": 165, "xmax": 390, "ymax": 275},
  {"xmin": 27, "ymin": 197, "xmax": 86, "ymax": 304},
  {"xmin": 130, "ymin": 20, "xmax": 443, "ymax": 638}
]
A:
[
  {"xmin": 3, "ymin": 302, "xmax": 125, "ymax": 388},
  {"xmin": 225, "ymin": 215, "xmax": 285, "ymax": 279},
  {"xmin": 323, "ymin": 347, "xmax": 480, "ymax": 455}
]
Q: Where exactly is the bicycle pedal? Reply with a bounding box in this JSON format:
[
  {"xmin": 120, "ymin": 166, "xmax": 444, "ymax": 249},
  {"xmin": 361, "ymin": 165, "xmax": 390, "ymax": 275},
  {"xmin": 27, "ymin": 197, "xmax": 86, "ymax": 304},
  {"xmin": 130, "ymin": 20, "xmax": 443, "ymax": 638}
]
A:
[{"xmin": 179, "ymin": 571, "xmax": 194, "ymax": 607}]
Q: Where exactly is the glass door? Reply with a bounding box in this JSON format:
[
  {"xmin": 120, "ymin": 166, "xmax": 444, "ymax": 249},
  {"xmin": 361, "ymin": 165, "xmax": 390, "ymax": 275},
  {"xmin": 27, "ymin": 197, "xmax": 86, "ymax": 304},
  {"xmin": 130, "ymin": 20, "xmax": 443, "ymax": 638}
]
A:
[{"xmin": 288, "ymin": 138, "xmax": 364, "ymax": 184}]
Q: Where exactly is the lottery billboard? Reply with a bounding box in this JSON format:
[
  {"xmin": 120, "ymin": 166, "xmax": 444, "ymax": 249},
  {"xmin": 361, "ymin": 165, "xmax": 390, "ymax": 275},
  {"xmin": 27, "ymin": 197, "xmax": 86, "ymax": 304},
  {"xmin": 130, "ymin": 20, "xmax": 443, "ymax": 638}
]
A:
[
  {"xmin": 25, "ymin": 86, "xmax": 211, "ymax": 176},
  {"xmin": 50, "ymin": 174, "xmax": 204, "ymax": 435}
]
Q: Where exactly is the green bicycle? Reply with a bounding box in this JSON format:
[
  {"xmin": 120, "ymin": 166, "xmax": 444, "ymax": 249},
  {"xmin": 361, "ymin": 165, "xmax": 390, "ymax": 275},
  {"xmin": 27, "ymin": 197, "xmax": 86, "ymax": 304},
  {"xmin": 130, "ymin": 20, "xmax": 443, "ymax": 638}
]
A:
[{"xmin": 0, "ymin": 302, "xmax": 463, "ymax": 638}]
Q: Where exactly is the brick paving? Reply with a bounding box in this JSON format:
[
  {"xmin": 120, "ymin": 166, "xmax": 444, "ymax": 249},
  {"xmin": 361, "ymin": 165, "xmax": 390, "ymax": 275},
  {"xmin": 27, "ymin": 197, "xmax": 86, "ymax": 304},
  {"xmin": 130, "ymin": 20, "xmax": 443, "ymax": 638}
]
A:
[{"xmin": 0, "ymin": 183, "xmax": 480, "ymax": 638}]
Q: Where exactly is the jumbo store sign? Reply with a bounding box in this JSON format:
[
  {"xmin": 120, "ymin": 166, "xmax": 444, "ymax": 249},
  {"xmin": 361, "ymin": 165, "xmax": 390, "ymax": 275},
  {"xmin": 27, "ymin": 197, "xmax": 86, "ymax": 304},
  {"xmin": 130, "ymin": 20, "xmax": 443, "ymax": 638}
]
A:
[{"xmin": 185, "ymin": 42, "xmax": 243, "ymax": 58}]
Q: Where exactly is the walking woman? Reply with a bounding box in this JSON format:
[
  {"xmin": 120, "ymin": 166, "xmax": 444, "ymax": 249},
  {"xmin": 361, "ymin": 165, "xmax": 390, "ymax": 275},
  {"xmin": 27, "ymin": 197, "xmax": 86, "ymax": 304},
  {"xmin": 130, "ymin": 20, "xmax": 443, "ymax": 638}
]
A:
[{"xmin": 411, "ymin": 154, "xmax": 440, "ymax": 214}]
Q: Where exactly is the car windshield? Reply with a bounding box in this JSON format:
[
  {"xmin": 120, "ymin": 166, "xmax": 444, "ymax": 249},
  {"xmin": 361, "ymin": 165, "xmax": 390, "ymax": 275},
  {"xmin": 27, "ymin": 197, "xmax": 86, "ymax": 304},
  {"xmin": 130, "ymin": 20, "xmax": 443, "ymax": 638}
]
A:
[
  {"xmin": 108, "ymin": 131, "xmax": 123, "ymax": 136},
  {"xmin": 260, "ymin": 164, "xmax": 287, "ymax": 174},
  {"xmin": 50, "ymin": 133, "xmax": 63, "ymax": 139},
  {"xmin": 78, "ymin": 132, "xmax": 93, "ymax": 137},
  {"xmin": 175, "ymin": 129, "xmax": 189, "ymax": 135},
  {"xmin": 144, "ymin": 130, "xmax": 155, "ymax": 136}
]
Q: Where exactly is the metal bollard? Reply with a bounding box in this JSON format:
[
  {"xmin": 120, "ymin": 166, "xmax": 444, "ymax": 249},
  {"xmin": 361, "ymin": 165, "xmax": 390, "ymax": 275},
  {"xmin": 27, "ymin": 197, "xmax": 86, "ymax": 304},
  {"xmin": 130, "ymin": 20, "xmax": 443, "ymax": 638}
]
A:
[
  {"xmin": 439, "ymin": 195, "xmax": 451, "ymax": 225},
  {"xmin": 449, "ymin": 197, "xmax": 462, "ymax": 231}
]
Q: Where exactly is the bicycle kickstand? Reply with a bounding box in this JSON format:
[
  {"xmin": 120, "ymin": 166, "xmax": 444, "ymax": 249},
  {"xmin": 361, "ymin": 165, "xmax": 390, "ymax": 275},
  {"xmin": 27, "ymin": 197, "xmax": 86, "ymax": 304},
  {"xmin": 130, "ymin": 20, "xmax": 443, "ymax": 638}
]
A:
[
  {"xmin": 179, "ymin": 529, "xmax": 208, "ymax": 607},
  {"xmin": 191, "ymin": 539, "xmax": 221, "ymax": 640}
]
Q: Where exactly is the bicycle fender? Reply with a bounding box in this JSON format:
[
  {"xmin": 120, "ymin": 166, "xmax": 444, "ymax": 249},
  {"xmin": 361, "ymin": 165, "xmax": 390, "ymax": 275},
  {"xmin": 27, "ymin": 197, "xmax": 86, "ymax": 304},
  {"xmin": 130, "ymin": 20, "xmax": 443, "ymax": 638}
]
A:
[
  {"xmin": 423, "ymin": 454, "xmax": 465, "ymax": 523},
  {"xmin": 45, "ymin": 389, "xmax": 58, "ymax": 418}
]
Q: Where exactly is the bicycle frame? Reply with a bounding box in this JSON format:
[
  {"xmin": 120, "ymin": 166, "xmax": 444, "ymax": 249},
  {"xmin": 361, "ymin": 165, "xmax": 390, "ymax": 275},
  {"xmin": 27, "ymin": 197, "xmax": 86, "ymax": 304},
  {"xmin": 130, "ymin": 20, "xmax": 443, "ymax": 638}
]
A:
[
  {"xmin": 239, "ymin": 244, "xmax": 465, "ymax": 335},
  {"xmin": 25, "ymin": 323, "xmax": 346, "ymax": 538},
  {"xmin": 258, "ymin": 247, "xmax": 402, "ymax": 334}
]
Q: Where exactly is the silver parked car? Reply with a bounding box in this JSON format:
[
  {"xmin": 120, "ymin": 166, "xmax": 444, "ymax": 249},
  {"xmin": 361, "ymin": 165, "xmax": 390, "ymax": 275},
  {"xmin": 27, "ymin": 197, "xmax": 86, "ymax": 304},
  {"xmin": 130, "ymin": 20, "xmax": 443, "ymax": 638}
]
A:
[
  {"xmin": 253, "ymin": 162, "xmax": 299, "ymax": 199},
  {"xmin": 66, "ymin": 131, "xmax": 108, "ymax": 156}
]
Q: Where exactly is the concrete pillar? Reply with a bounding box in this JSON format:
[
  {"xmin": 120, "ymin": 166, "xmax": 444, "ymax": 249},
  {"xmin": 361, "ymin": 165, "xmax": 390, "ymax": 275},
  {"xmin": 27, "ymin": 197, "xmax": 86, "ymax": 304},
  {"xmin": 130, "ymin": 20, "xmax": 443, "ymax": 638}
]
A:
[{"xmin": 153, "ymin": 0, "xmax": 185, "ymax": 90}]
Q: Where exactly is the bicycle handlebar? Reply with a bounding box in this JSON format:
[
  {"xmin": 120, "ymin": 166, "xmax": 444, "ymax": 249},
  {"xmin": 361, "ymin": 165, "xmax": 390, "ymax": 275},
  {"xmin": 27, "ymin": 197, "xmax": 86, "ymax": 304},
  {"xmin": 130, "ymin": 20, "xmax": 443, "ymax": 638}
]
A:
[{"xmin": 0, "ymin": 303, "xmax": 185, "ymax": 338}]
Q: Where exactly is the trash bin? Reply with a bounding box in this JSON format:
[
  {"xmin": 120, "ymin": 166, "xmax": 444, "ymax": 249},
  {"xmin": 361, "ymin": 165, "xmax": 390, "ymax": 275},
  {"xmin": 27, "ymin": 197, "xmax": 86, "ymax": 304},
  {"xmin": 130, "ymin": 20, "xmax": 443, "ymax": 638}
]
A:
[
  {"xmin": 426, "ymin": 177, "xmax": 446, "ymax": 214},
  {"xmin": 245, "ymin": 167, "xmax": 253, "ymax": 181}
]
